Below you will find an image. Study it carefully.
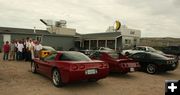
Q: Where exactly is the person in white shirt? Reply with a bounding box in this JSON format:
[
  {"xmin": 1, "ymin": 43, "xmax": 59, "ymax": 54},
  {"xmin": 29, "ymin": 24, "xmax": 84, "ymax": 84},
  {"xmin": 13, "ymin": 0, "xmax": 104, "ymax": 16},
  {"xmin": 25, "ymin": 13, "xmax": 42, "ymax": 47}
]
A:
[
  {"xmin": 16, "ymin": 40, "xmax": 24, "ymax": 60},
  {"xmin": 34, "ymin": 41, "xmax": 42, "ymax": 58},
  {"xmin": 25, "ymin": 37, "xmax": 31, "ymax": 61},
  {"xmin": 28, "ymin": 39, "xmax": 35, "ymax": 60}
]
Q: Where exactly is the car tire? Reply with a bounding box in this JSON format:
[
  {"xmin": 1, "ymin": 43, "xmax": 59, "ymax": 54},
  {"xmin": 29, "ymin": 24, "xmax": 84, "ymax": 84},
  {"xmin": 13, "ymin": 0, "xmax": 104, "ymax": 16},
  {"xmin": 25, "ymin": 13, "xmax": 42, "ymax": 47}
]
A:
[
  {"xmin": 125, "ymin": 52, "xmax": 130, "ymax": 56},
  {"xmin": 31, "ymin": 61, "xmax": 37, "ymax": 73},
  {"xmin": 52, "ymin": 69, "xmax": 64, "ymax": 87},
  {"xmin": 88, "ymin": 79, "xmax": 98, "ymax": 82},
  {"xmin": 120, "ymin": 72, "xmax": 128, "ymax": 74},
  {"xmin": 146, "ymin": 64, "xmax": 157, "ymax": 74}
]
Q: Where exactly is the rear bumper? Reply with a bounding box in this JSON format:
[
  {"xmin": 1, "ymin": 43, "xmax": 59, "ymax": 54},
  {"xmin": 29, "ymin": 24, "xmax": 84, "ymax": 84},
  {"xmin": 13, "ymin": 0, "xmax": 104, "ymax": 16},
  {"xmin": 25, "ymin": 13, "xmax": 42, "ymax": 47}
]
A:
[
  {"xmin": 116, "ymin": 63, "xmax": 140, "ymax": 73},
  {"xmin": 61, "ymin": 68, "xmax": 109, "ymax": 83},
  {"xmin": 118, "ymin": 66, "xmax": 139, "ymax": 73}
]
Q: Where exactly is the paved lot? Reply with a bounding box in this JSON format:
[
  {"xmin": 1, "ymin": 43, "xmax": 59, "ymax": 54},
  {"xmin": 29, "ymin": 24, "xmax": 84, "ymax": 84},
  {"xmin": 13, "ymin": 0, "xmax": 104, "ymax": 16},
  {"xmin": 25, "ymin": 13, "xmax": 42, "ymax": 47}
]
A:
[{"xmin": 0, "ymin": 53, "xmax": 180, "ymax": 95}]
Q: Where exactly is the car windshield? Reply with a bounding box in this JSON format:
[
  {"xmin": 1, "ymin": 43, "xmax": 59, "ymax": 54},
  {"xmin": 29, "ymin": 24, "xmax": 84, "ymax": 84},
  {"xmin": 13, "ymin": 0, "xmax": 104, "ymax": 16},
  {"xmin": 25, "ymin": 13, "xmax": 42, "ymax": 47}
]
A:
[
  {"xmin": 147, "ymin": 47, "xmax": 156, "ymax": 52},
  {"xmin": 107, "ymin": 51, "xmax": 119, "ymax": 59},
  {"xmin": 60, "ymin": 52, "xmax": 91, "ymax": 61}
]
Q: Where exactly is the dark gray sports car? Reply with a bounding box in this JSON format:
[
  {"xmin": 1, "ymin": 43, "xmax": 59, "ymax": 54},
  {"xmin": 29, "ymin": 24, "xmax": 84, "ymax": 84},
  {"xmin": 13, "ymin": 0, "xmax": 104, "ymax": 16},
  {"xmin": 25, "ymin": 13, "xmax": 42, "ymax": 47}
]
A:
[{"xmin": 129, "ymin": 52, "xmax": 179, "ymax": 74}]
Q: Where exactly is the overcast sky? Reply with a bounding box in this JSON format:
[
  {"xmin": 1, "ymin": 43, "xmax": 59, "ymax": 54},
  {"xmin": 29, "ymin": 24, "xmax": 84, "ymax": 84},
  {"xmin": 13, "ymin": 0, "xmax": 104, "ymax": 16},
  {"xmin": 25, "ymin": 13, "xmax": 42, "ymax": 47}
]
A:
[{"xmin": 0, "ymin": 0, "xmax": 180, "ymax": 37}]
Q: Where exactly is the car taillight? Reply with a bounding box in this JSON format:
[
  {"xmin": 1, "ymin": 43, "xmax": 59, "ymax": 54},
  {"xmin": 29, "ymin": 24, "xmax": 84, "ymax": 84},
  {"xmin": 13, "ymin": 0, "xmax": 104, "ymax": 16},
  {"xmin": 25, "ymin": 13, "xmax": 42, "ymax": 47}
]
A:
[
  {"xmin": 79, "ymin": 65, "xmax": 85, "ymax": 69},
  {"xmin": 100, "ymin": 64, "xmax": 104, "ymax": 68},
  {"xmin": 72, "ymin": 64, "xmax": 78, "ymax": 70},
  {"xmin": 100, "ymin": 63, "xmax": 108, "ymax": 68},
  {"xmin": 103, "ymin": 64, "xmax": 108, "ymax": 68}
]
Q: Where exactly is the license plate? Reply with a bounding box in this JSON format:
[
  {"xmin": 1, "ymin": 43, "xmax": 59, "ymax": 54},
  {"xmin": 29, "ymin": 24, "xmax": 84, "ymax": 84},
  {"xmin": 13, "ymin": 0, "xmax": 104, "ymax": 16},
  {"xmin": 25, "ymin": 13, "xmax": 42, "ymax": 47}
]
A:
[
  {"xmin": 130, "ymin": 68, "xmax": 135, "ymax": 72},
  {"xmin": 85, "ymin": 69, "xmax": 97, "ymax": 75}
]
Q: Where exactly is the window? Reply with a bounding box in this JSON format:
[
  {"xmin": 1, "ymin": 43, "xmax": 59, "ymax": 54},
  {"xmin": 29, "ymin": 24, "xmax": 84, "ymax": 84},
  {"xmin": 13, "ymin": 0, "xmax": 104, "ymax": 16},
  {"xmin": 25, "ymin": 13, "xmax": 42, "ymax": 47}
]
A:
[
  {"xmin": 84, "ymin": 40, "xmax": 89, "ymax": 49},
  {"xmin": 59, "ymin": 52, "xmax": 91, "ymax": 61},
  {"xmin": 90, "ymin": 40, "xmax": 97, "ymax": 50},
  {"xmin": 125, "ymin": 39, "xmax": 131, "ymax": 44},
  {"xmin": 36, "ymin": 36, "xmax": 42, "ymax": 42},
  {"xmin": 107, "ymin": 40, "xmax": 115, "ymax": 49},
  {"xmin": 90, "ymin": 52, "xmax": 101, "ymax": 59},
  {"xmin": 98, "ymin": 40, "xmax": 105, "ymax": 47},
  {"xmin": 135, "ymin": 47, "xmax": 146, "ymax": 51},
  {"xmin": 132, "ymin": 53, "xmax": 149, "ymax": 59},
  {"xmin": 130, "ymin": 31, "xmax": 135, "ymax": 35},
  {"xmin": 107, "ymin": 51, "xmax": 119, "ymax": 59},
  {"xmin": 44, "ymin": 53, "xmax": 57, "ymax": 61}
]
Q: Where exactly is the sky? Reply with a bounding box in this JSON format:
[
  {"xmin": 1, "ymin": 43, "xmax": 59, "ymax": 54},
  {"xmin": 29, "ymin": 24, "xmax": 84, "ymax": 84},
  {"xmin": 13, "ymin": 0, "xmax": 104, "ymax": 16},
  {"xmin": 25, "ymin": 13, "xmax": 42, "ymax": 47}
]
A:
[{"xmin": 0, "ymin": 0, "xmax": 180, "ymax": 37}]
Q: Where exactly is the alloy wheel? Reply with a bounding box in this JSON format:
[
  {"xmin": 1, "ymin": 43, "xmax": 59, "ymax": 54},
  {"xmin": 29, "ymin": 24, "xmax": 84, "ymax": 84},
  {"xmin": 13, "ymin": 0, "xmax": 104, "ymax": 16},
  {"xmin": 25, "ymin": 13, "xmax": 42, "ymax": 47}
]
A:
[
  {"xmin": 52, "ymin": 69, "xmax": 63, "ymax": 87},
  {"xmin": 146, "ymin": 64, "xmax": 157, "ymax": 74}
]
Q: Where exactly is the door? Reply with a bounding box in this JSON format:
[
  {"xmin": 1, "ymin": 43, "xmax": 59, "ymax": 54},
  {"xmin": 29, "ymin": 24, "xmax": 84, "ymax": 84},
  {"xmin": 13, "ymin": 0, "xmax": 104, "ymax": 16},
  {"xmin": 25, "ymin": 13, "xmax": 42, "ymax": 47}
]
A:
[
  {"xmin": 3, "ymin": 34, "xmax": 11, "ymax": 43},
  {"xmin": 38, "ymin": 54, "xmax": 57, "ymax": 76},
  {"xmin": 38, "ymin": 60, "xmax": 53, "ymax": 76}
]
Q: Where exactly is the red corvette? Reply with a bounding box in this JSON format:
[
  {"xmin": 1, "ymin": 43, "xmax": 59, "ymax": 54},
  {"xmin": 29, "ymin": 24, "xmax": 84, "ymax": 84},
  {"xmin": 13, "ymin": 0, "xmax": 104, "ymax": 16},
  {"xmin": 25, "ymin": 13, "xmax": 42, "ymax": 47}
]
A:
[
  {"xmin": 90, "ymin": 50, "xmax": 140, "ymax": 74},
  {"xmin": 31, "ymin": 51, "xmax": 109, "ymax": 87}
]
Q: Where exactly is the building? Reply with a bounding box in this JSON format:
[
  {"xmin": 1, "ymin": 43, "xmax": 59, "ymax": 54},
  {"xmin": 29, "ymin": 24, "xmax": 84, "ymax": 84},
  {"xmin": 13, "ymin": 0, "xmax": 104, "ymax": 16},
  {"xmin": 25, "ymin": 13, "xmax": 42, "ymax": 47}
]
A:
[
  {"xmin": 0, "ymin": 21, "xmax": 141, "ymax": 51},
  {"xmin": 0, "ymin": 27, "xmax": 75, "ymax": 51},
  {"xmin": 140, "ymin": 37, "xmax": 180, "ymax": 47},
  {"xmin": 75, "ymin": 25, "xmax": 141, "ymax": 50}
]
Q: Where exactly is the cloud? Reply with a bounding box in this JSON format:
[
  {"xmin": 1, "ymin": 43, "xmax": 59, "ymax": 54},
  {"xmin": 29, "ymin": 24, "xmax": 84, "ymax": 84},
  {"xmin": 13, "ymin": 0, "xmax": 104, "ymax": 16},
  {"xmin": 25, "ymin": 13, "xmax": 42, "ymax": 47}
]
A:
[{"xmin": 0, "ymin": 0, "xmax": 180, "ymax": 37}]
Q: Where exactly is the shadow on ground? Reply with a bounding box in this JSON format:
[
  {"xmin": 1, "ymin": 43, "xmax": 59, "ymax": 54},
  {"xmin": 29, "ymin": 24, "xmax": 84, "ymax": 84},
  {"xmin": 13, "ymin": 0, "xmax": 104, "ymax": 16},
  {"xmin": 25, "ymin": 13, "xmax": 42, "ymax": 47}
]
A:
[
  {"xmin": 155, "ymin": 71, "xmax": 178, "ymax": 77},
  {"xmin": 108, "ymin": 72, "xmax": 138, "ymax": 79}
]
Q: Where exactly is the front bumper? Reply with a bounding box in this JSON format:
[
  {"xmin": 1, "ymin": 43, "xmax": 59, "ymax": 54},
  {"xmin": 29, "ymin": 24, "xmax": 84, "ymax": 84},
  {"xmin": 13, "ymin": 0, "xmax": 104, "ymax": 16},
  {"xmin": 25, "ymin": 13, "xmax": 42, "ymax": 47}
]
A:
[{"xmin": 157, "ymin": 62, "xmax": 179, "ymax": 71}]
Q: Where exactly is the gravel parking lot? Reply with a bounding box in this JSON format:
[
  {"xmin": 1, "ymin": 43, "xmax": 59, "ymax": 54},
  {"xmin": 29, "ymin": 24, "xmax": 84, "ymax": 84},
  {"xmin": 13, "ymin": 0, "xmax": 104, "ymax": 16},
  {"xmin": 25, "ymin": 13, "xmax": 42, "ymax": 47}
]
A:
[{"xmin": 0, "ymin": 53, "xmax": 180, "ymax": 95}]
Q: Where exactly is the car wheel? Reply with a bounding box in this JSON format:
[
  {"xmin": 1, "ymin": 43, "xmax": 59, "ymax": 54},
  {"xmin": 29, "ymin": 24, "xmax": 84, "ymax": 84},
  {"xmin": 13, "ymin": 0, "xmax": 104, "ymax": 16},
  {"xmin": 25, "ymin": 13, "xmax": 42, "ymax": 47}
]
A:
[
  {"xmin": 120, "ymin": 72, "xmax": 128, "ymax": 74},
  {"xmin": 88, "ymin": 79, "xmax": 98, "ymax": 82},
  {"xmin": 146, "ymin": 64, "xmax": 157, "ymax": 74},
  {"xmin": 31, "ymin": 61, "xmax": 37, "ymax": 73},
  {"xmin": 52, "ymin": 69, "xmax": 64, "ymax": 87},
  {"xmin": 125, "ymin": 52, "xmax": 130, "ymax": 56}
]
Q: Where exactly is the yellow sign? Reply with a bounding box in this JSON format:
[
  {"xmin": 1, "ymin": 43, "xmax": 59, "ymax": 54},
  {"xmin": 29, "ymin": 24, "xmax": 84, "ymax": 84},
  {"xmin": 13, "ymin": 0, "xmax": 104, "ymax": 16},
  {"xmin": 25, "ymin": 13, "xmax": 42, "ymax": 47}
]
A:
[{"xmin": 114, "ymin": 20, "xmax": 121, "ymax": 30}]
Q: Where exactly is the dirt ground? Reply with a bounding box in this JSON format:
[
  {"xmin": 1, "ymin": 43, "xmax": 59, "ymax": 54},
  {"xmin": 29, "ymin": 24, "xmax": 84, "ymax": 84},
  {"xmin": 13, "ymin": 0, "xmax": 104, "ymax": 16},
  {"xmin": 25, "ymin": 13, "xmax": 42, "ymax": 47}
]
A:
[{"xmin": 0, "ymin": 53, "xmax": 180, "ymax": 95}]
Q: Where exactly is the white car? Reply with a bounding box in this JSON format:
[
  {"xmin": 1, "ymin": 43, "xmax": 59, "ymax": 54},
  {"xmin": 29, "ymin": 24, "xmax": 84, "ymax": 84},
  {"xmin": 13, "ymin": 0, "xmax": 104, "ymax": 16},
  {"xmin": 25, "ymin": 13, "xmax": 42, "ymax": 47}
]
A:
[
  {"xmin": 122, "ymin": 46, "xmax": 166, "ymax": 56},
  {"xmin": 122, "ymin": 46, "xmax": 177, "ymax": 59}
]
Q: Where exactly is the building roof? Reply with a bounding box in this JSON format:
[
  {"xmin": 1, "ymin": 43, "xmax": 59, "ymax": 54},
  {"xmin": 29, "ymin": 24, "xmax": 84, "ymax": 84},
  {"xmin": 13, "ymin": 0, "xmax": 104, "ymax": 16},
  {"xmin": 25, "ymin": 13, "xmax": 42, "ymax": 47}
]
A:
[
  {"xmin": 0, "ymin": 27, "xmax": 49, "ymax": 34},
  {"xmin": 82, "ymin": 32, "xmax": 121, "ymax": 39},
  {"xmin": 0, "ymin": 27, "xmax": 74, "ymax": 37}
]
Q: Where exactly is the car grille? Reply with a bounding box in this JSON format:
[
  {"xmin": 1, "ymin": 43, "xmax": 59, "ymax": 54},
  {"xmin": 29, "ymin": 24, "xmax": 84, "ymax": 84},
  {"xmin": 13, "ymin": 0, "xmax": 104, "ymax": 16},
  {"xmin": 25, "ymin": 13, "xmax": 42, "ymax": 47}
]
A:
[{"xmin": 166, "ymin": 60, "xmax": 176, "ymax": 64}]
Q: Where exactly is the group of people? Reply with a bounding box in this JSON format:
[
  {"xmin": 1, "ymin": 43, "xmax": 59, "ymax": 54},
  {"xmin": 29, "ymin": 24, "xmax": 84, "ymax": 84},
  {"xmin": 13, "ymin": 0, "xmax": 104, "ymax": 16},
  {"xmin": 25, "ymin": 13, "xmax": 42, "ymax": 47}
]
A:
[{"xmin": 2, "ymin": 37, "xmax": 42, "ymax": 61}]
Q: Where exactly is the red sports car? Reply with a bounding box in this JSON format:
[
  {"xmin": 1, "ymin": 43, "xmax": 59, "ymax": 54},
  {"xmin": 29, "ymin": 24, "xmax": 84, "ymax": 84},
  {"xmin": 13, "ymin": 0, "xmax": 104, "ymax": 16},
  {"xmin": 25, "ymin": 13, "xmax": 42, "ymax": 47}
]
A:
[
  {"xmin": 90, "ymin": 50, "xmax": 140, "ymax": 74},
  {"xmin": 31, "ymin": 51, "xmax": 109, "ymax": 87}
]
